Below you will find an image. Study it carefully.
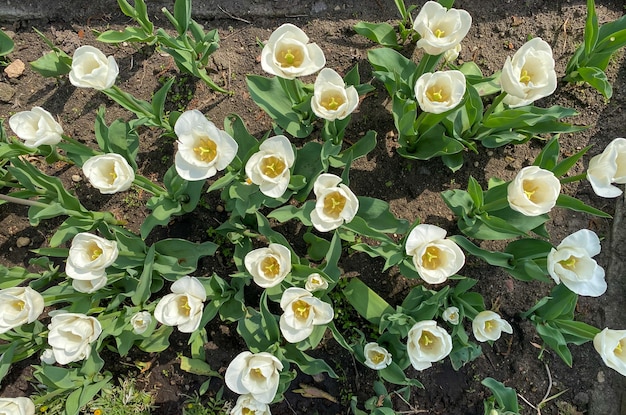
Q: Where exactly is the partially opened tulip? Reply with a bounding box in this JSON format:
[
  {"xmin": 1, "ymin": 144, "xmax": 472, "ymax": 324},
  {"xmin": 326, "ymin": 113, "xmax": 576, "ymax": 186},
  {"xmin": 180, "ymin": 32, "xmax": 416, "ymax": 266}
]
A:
[
  {"xmin": 363, "ymin": 342, "xmax": 392, "ymax": 370},
  {"xmin": 9, "ymin": 107, "xmax": 63, "ymax": 148},
  {"xmin": 405, "ymin": 224, "xmax": 465, "ymax": 284},
  {"xmin": 130, "ymin": 311, "xmax": 152, "ymax": 335},
  {"xmin": 82, "ymin": 153, "xmax": 135, "ymax": 194},
  {"xmin": 311, "ymin": 68, "xmax": 359, "ymax": 121},
  {"xmin": 442, "ymin": 306, "xmax": 460, "ymax": 325},
  {"xmin": 0, "ymin": 286, "xmax": 44, "ymax": 334},
  {"xmin": 414, "ymin": 70, "xmax": 466, "ymax": 114},
  {"xmin": 500, "ymin": 37, "xmax": 557, "ymax": 108},
  {"xmin": 154, "ymin": 276, "xmax": 206, "ymax": 333},
  {"xmin": 547, "ymin": 229, "xmax": 606, "ymax": 297},
  {"xmin": 507, "ymin": 166, "xmax": 560, "ymax": 216},
  {"xmin": 310, "ymin": 173, "xmax": 359, "ymax": 232},
  {"xmin": 174, "ymin": 110, "xmax": 238, "ymax": 181},
  {"xmin": 231, "ymin": 394, "xmax": 271, "ymax": 415},
  {"xmin": 225, "ymin": 351, "xmax": 283, "ymax": 404},
  {"xmin": 305, "ymin": 273, "xmax": 328, "ymax": 292},
  {"xmin": 472, "ymin": 310, "xmax": 513, "ymax": 342},
  {"xmin": 587, "ymin": 138, "xmax": 626, "ymax": 198},
  {"xmin": 47, "ymin": 312, "xmax": 102, "ymax": 364},
  {"xmin": 69, "ymin": 45, "xmax": 119, "ymax": 90},
  {"xmin": 65, "ymin": 233, "xmax": 118, "ymax": 292},
  {"xmin": 406, "ymin": 320, "xmax": 452, "ymax": 371},
  {"xmin": 413, "ymin": 1, "xmax": 472, "ymax": 56},
  {"xmin": 0, "ymin": 397, "xmax": 36, "ymax": 415},
  {"xmin": 279, "ymin": 287, "xmax": 334, "ymax": 343},
  {"xmin": 261, "ymin": 23, "xmax": 325, "ymax": 79},
  {"xmin": 594, "ymin": 328, "xmax": 626, "ymax": 376},
  {"xmin": 244, "ymin": 244, "xmax": 292, "ymax": 288},
  {"xmin": 245, "ymin": 135, "xmax": 295, "ymax": 198}
]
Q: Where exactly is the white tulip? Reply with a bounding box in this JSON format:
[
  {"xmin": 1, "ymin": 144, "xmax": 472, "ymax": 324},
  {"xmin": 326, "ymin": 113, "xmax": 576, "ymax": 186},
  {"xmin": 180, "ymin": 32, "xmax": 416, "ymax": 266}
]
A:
[
  {"xmin": 244, "ymin": 244, "xmax": 292, "ymax": 288},
  {"xmin": 500, "ymin": 37, "xmax": 557, "ymax": 108},
  {"xmin": 507, "ymin": 166, "xmax": 561, "ymax": 216},
  {"xmin": 405, "ymin": 224, "xmax": 465, "ymax": 284},
  {"xmin": 406, "ymin": 320, "xmax": 452, "ymax": 371},
  {"xmin": 47, "ymin": 312, "xmax": 102, "ymax": 364},
  {"xmin": 82, "ymin": 153, "xmax": 135, "ymax": 194},
  {"xmin": 304, "ymin": 273, "xmax": 328, "ymax": 292},
  {"xmin": 40, "ymin": 349, "xmax": 56, "ymax": 365},
  {"xmin": 442, "ymin": 306, "xmax": 460, "ymax": 325},
  {"xmin": 154, "ymin": 276, "xmax": 206, "ymax": 333},
  {"xmin": 594, "ymin": 328, "xmax": 626, "ymax": 376},
  {"xmin": 69, "ymin": 45, "xmax": 119, "ymax": 90},
  {"xmin": 363, "ymin": 342, "xmax": 392, "ymax": 370},
  {"xmin": 472, "ymin": 310, "xmax": 513, "ymax": 342},
  {"xmin": 245, "ymin": 135, "xmax": 295, "ymax": 198},
  {"xmin": 65, "ymin": 233, "xmax": 118, "ymax": 290},
  {"xmin": 547, "ymin": 229, "xmax": 606, "ymax": 297},
  {"xmin": 231, "ymin": 394, "xmax": 271, "ymax": 415},
  {"xmin": 414, "ymin": 70, "xmax": 466, "ymax": 114},
  {"xmin": 412, "ymin": 1, "xmax": 472, "ymax": 56},
  {"xmin": 8, "ymin": 107, "xmax": 63, "ymax": 148},
  {"xmin": 587, "ymin": 138, "xmax": 626, "ymax": 198},
  {"xmin": 279, "ymin": 287, "xmax": 334, "ymax": 343},
  {"xmin": 0, "ymin": 397, "xmax": 35, "ymax": 415},
  {"xmin": 225, "ymin": 351, "xmax": 283, "ymax": 404},
  {"xmin": 174, "ymin": 110, "xmax": 238, "ymax": 181},
  {"xmin": 310, "ymin": 173, "xmax": 359, "ymax": 232},
  {"xmin": 130, "ymin": 311, "xmax": 152, "ymax": 335},
  {"xmin": 311, "ymin": 68, "xmax": 359, "ymax": 121},
  {"xmin": 0, "ymin": 286, "xmax": 44, "ymax": 334},
  {"xmin": 260, "ymin": 23, "xmax": 326, "ymax": 79}
]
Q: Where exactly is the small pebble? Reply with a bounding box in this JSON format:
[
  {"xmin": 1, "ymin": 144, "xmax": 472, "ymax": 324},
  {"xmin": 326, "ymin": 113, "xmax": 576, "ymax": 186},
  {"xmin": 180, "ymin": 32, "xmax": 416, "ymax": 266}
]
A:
[
  {"xmin": 71, "ymin": 174, "xmax": 82, "ymax": 182},
  {"xmin": 16, "ymin": 236, "xmax": 30, "ymax": 248},
  {"xmin": 215, "ymin": 205, "xmax": 224, "ymax": 213},
  {"xmin": 597, "ymin": 371, "xmax": 605, "ymax": 383}
]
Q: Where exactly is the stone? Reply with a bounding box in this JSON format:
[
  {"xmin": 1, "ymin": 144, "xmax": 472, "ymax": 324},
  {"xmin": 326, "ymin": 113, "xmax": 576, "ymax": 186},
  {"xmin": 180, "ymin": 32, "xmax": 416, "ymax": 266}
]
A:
[
  {"xmin": 0, "ymin": 82, "xmax": 15, "ymax": 102},
  {"xmin": 4, "ymin": 58, "xmax": 25, "ymax": 78}
]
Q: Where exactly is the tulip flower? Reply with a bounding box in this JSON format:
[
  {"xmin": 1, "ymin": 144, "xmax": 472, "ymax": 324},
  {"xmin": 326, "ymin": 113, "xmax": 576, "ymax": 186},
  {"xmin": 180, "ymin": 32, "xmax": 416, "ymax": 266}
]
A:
[
  {"xmin": 69, "ymin": 45, "xmax": 119, "ymax": 90},
  {"xmin": 8, "ymin": 107, "xmax": 63, "ymax": 148},
  {"xmin": 245, "ymin": 135, "xmax": 295, "ymax": 198},
  {"xmin": 65, "ymin": 233, "xmax": 118, "ymax": 292},
  {"xmin": 0, "ymin": 397, "xmax": 36, "ymax": 415},
  {"xmin": 587, "ymin": 137, "xmax": 626, "ymax": 198},
  {"xmin": 310, "ymin": 173, "xmax": 359, "ymax": 232},
  {"xmin": 413, "ymin": 1, "xmax": 472, "ymax": 56},
  {"xmin": 594, "ymin": 328, "xmax": 626, "ymax": 376},
  {"xmin": 47, "ymin": 312, "xmax": 102, "ymax": 364},
  {"xmin": 260, "ymin": 23, "xmax": 325, "ymax": 79},
  {"xmin": 305, "ymin": 273, "xmax": 328, "ymax": 292},
  {"xmin": 174, "ymin": 110, "xmax": 238, "ymax": 181},
  {"xmin": 279, "ymin": 287, "xmax": 334, "ymax": 343},
  {"xmin": 225, "ymin": 351, "xmax": 283, "ymax": 404},
  {"xmin": 130, "ymin": 311, "xmax": 152, "ymax": 335},
  {"xmin": 230, "ymin": 394, "xmax": 271, "ymax": 415},
  {"xmin": 363, "ymin": 342, "xmax": 392, "ymax": 370},
  {"xmin": 405, "ymin": 224, "xmax": 465, "ymax": 284},
  {"xmin": 442, "ymin": 306, "xmax": 460, "ymax": 325},
  {"xmin": 154, "ymin": 276, "xmax": 206, "ymax": 333},
  {"xmin": 311, "ymin": 68, "xmax": 359, "ymax": 121},
  {"xmin": 472, "ymin": 310, "xmax": 513, "ymax": 342},
  {"xmin": 547, "ymin": 229, "xmax": 606, "ymax": 297},
  {"xmin": 244, "ymin": 244, "xmax": 292, "ymax": 288},
  {"xmin": 500, "ymin": 38, "xmax": 557, "ymax": 108},
  {"xmin": 406, "ymin": 320, "xmax": 452, "ymax": 371},
  {"xmin": 507, "ymin": 166, "xmax": 560, "ymax": 216},
  {"xmin": 82, "ymin": 153, "xmax": 135, "ymax": 194},
  {"xmin": 40, "ymin": 349, "xmax": 55, "ymax": 365},
  {"xmin": 0, "ymin": 286, "xmax": 44, "ymax": 334},
  {"xmin": 414, "ymin": 70, "xmax": 466, "ymax": 114}
]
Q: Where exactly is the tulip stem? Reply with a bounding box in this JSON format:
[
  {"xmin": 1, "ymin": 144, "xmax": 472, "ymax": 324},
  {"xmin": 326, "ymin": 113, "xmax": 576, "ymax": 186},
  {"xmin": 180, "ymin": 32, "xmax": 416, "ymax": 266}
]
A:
[
  {"xmin": 278, "ymin": 77, "xmax": 304, "ymax": 105},
  {"xmin": 560, "ymin": 173, "xmax": 587, "ymax": 184},
  {"xmin": 480, "ymin": 92, "xmax": 507, "ymax": 127},
  {"xmin": 0, "ymin": 193, "xmax": 48, "ymax": 208},
  {"xmin": 405, "ymin": 111, "xmax": 429, "ymax": 153},
  {"xmin": 133, "ymin": 175, "xmax": 167, "ymax": 197}
]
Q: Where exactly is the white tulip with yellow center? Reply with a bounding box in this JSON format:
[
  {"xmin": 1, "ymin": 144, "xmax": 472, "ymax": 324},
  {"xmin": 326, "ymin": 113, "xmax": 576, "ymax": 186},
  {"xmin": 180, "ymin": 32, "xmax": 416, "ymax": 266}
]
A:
[
  {"xmin": 174, "ymin": 110, "xmax": 238, "ymax": 181},
  {"xmin": 500, "ymin": 37, "xmax": 557, "ymax": 108},
  {"xmin": 412, "ymin": 1, "xmax": 472, "ymax": 56},
  {"xmin": 472, "ymin": 310, "xmax": 513, "ymax": 342},
  {"xmin": 130, "ymin": 311, "xmax": 152, "ymax": 335},
  {"xmin": 9, "ymin": 106, "xmax": 63, "ymax": 148},
  {"xmin": 594, "ymin": 328, "xmax": 626, "ymax": 376},
  {"xmin": 0, "ymin": 287, "xmax": 44, "ymax": 334},
  {"xmin": 245, "ymin": 135, "xmax": 295, "ymax": 198},
  {"xmin": 311, "ymin": 68, "xmax": 359, "ymax": 121},
  {"xmin": 414, "ymin": 70, "xmax": 466, "ymax": 114},
  {"xmin": 154, "ymin": 276, "xmax": 206, "ymax": 333},
  {"xmin": 0, "ymin": 397, "xmax": 36, "ymax": 415},
  {"xmin": 230, "ymin": 394, "xmax": 271, "ymax": 415},
  {"xmin": 47, "ymin": 312, "xmax": 102, "ymax": 364},
  {"xmin": 442, "ymin": 306, "xmax": 460, "ymax": 325},
  {"xmin": 225, "ymin": 351, "xmax": 284, "ymax": 404},
  {"xmin": 65, "ymin": 232, "xmax": 118, "ymax": 293},
  {"xmin": 547, "ymin": 229, "xmax": 606, "ymax": 297},
  {"xmin": 406, "ymin": 320, "xmax": 452, "ymax": 371},
  {"xmin": 310, "ymin": 173, "xmax": 359, "ymax": 232},
  {"xmin": 244, "ymin": 244, "xmax": 292, "ymax": 288},
  {"xmin": 279, "ymin": 287, "xmax": 334, "ymax": 343},
  {"xmin": 405, "ymin": 224, "xmax": 465, "ymax": 284},
  {"xmin": 507, "ymin": 166, "xmax": 561, "ymax": 216},
  {"xmin": 69, "ymin": 45, "xmax": 119, "ymax": 90},
  {"xmin": 587, "ymin": 137, "xmax": 626, "ymax": 198},
  {"xmin": 82, "ymin": 153, "xmax": 135, "ymax": 194},
  {"xmin": 363, "ymin": 342, "xmax": 392, "ymax": 370},
  {"xmin": 260, "ymin": 23, "xmax": 326, "ymax": 79},
  {"xmin": 305, "ymin": 273, "xmax": 328, "ymax": 292}
]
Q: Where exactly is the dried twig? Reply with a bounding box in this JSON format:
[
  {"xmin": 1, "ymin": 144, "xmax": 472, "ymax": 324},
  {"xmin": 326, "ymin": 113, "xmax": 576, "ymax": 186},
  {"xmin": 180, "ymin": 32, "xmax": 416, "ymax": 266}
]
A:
[{"xmin": 217, "ymin": 5, "xmax": 251, "ymax": 24}]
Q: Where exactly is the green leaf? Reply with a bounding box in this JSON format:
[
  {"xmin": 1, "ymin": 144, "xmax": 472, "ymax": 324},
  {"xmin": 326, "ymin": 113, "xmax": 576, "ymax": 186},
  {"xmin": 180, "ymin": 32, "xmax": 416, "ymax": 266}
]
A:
[
  {"xmin": 268, "ymin": 201, "xmax": 314, "ymax": 226},
  {"xmin": 449, "ymin": 236, "xmax": 513, "ymax": 268},
  {"xmin": 354, "ymin": 22, "xmax": 399, "ymax": 48},
  {"xmin": 354, "ymin": 196, "xmax": 409, "ymax": 234},
  {"xmin": 553, "ymin": 145, "xmax": 591, "ymax": 178},
  {"xmin": 556, "ymin": 194, "xmax": 611, "ymax": 218},
  {"xmin": 97, "ymin": 27, "xmax": 154, "ymax": 43},
  {"xmin": 553, "ymin": 319, "xmax": 600, "ymax": 342},
  {"xmin": 180, "ymin": 356, "xmax": 221, "ymax": 377},
  {"xmin": 533, "ymin": 135, "xmax": 560, "ymax": 171},
  {"xmin": 131, "ymin": 245, "xmax": 155, "ymax": 306},
  {"xmin": 343, "ymin": 278, "xmax": 394, "ymax": 325},
  {"xmin": 141, "ymin": 196, "xmax": 182, "ymax": 239},
  {"xmin": 584, "ymin": 0, "xmax": 599, "ymax": 57},
  {"xmin": 173, "ymin": 0, "xmax": 191, "ymax": 35},
  {"xmin": 578, "ymin": 66, "xmax": 613, "ymax": 98},
  {"xmin": 138, "ymin": 325, "xmax": 173, "ymax": 353},
  {"xmin": 29, "ymin": 50, "xmax": 72, "ymax": 77},
  {"xmin": 0, "ymin": 343, "xmax": 16, "ymax": 384},
  {"xmin": 536, "ymin": 323, "xmax": 573, "ymax": 366},
  {"xmin": 379, "ymin": 362, "xmax": 423, "ymax": 387},
  {"xmin": 0, "ymin": 30, "xmax": 14, "ymax": 56},
  {"xmin": 283, "ymin": 344, "xmax": 337, "ymax": 377},
  {"xmin": 481, "ymin": 378, "xmax": 520, "ymax": 412}
]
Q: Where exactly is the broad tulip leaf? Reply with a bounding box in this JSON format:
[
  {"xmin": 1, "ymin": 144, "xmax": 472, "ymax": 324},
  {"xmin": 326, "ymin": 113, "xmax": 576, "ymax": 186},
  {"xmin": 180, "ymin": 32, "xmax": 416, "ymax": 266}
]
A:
[
  {"xmin": 132, "ymin": 245, "xmax": 154, "ymax": 306},
  {"xmin": 556, "ymin": 194, "xmax": 611, "ymax": 218},
  {"xmin": 578, "ymin": 66, "xmax": 613, "ymax": 98},
  {"xmin": 449, "ymin": 236, "xmax": 513, "ymax": 268},
  {"xmin": 354, "ymin": 22, "xmax": 399, "ymax": 48},
  {"xmin": 30, "ymin": 50, "xmax": 72, "ymax": 78},
  {"xmin": 343, "ymin": 278, "xmax": 394, "ymax": 325},
  {"xmin": 536, "ymin": 323, "xmax": 573, "ymax": 367},
  {"xmin": 97, "ymin": 27, "xmax": 154, "ymax": 43},
  {"xmin": 553, "ymin": 319, "xmax": 600, "ymax": 343},
  {"xmin": 379, "ymin": 362, "xmax": 423, "ymax": 387},
  {"xmin": 482, "ymin": 377, "xmax": 520, "ymax": 413},
  {"xmin": 180, "ymin": 356, "xmax": 220, "ymax": 377},
  {"xmin": 0, "ymin": 343, "xmax": 16, "ymax": 385},
  {"xmin": 0, "ymin": 30, "xmax": 14, "ymax": 56}
]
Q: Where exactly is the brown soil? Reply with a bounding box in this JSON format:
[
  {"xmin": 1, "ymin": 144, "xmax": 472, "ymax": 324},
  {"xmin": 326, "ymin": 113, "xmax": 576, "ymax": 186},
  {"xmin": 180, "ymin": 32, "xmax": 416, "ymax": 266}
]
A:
[{"xmin": 1, "ymin": 1, "xmax": 625, "ymax": 414}]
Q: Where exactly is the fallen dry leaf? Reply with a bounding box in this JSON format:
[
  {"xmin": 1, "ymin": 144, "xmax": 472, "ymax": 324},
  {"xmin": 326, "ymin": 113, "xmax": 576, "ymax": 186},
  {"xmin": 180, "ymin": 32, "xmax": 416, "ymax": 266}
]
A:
[{"xmin": 292, "ymin": 383, "xmax": 338, "ymax": 403}]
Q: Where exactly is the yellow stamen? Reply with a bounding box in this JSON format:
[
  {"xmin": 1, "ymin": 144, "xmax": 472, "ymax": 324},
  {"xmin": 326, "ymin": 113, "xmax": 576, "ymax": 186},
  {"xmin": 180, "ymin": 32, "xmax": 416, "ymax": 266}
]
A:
[
  {"xmin": 193, "ymin": 137, "xmax": 218, "ymax": 163},
  {"xmin": 559, "ymin": 256, "xmax": 578, "ymax": 270},
  {"xmin": 261, "ymin": 256, "xmax": 280, "ymax": 278},
  {"xmin": 242, "ymin": 409, "xmax": 256, "ymax": 415},
  {"xmin": 420, "ymin": 332, "xmax": 434, "ymax": 347},
  {"xmin": 13, "ymin": 300, "xmax": 25, "ymax": 311},
  {"xmin": 260, "ymin": 156, "xmax": 287, "ymax": 178},
  {"xmin": 615, "ymin": 340, "xmax": 624, "ymax": 355},
  {"xmin": 292, "ymin": 299, "xmax": 311, "ymax": 320},
  {"xmin": 178, "ymin": 296, "xmax": 191, "ymax": 316},
  {"xmin": 522, "ymin": 181, "xmax": 539, "ymax": 202},
  {"xmin": 426, "ymin": 88, "xmax": 445, "ymax": 102},
  {"xmin": 422, "ymin": 246, "xmax": 441, "ymax": 270},
  {"xmin": 322, "ymin": 191, "xmax": 347, "ymax": 218},
  {"xmin": 485, "ymin": 320, "xmax": 494, "ymax": 331},
  {"xmin": 93, "ymin": 410, "xmax": 103, "ymax": 415},
  {"xmin": 434, "ymin": 28, "xmax": 445, "ymax": 38},
  {"xmin": 88, "ymin": 242, "xmax": 103, "ymax": 261},
  {"xmin": 276, "ymin": 47, "xmax": 304, "ymax": 68},
  {"xmin": 370, "ymin": 351, "xmax": 385, "ymax": 364},
  {"xmin": 321, "ymin": 93, "xmax": 345, "ymax": 111},
  {"xmin": 520, "ymin": 69, "xmax": 532, "ymax": 84},
  {"xmin": 251, "ymin": 367, "xmax": 265, "ymax": 380}
]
